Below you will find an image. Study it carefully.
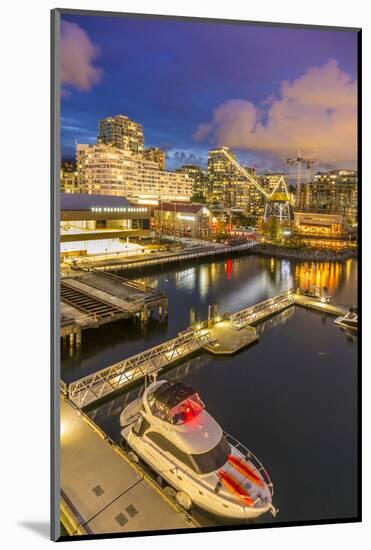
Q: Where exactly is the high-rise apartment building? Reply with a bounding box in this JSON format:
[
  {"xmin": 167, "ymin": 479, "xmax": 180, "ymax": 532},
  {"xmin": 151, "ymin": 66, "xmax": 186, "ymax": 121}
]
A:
[
  {"xmin": 98, "ymin": 115, "xmax": 144, "ymax": 154},
  {"xmin": 143, "ymin": 147, "xmax": 166, "ymax": 170},
  {"xmin": 297, "ymin": 169, "xmax": 358, "ymax": 224},
  {"xmin": 208, "ymin": 147, "xmax": 238, "ymax": 206},
  {"xmin": 208, "ymin": 147, "xmax": 262, "ymax": 217},
  {"xmin": 60, "ymin": 161, "xmax": 79, "ymax": 194},
  {"xmin": 76, "ymin": 143, "xmax": 193, "ymax": 203},
  {"xmin": 176, "ymin": 165, "xmax": 208, "ymax": 201}
]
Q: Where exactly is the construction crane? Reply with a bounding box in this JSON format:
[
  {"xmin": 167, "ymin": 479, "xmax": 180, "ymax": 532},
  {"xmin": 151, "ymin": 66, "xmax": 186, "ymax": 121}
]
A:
[
  {"xmin": 286, "ymin": 152, "xmax": 318, "ymax": 209},
  {"xmin": 220, "ymin": 147, "xmax": 292, "ymax": 223}
]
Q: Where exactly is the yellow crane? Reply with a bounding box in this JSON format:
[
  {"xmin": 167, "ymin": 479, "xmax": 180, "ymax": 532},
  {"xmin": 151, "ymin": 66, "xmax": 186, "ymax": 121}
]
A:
[{"xmin": 220, "ymin": 147, "xmax": 292, "ymax": 223}]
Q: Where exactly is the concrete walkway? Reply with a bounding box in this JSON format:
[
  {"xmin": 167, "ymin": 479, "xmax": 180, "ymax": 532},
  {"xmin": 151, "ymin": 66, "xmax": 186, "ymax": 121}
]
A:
[{"xmin": 60, "ymin": 398, "xmax": 196, "ymax": 535}]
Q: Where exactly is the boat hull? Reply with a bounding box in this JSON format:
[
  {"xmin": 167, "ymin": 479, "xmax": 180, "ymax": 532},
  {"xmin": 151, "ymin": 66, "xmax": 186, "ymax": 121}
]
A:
[
  {"xmin": 121, "ymin": 426, "xmax": 272, "ymax": 520},
  {"xmin": 334, "ymin": 317, "xmax": 358, "ymax": 331}
]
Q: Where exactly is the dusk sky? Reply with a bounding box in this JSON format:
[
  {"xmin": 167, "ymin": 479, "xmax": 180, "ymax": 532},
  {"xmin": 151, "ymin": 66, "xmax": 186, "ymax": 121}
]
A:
[{"xmin": 60, "ymin": 13, "xmax": 358, "ymax": 171}]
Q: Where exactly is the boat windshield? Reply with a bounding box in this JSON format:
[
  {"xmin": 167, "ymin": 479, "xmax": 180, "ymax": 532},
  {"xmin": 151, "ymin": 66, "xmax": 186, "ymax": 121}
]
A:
[
  {"xmin": 170, "ymin": 393, "xmax": 205, "ymax": 425},
  {"xmin": 148, "ymin": 390, "xmax": 205, "ymax": 424},
  {"xmin": 191, "ymin": 435, "xmax": 231, "ymax": 474}
]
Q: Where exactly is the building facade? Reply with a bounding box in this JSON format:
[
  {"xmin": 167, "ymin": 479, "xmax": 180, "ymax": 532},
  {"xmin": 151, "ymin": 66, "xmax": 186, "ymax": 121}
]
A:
[
  {"xmin": 208, "ymin": 147, "xmax": 238, "ymax": 206},
  {"xmin": 143, "ymin": 147, "xmax": 166, "ymax": 170},
  {"xmin": 76, "ymin": 143, "xmax": 193, "ymax": 203},
  {"xmin": 98, "ymin": 115, "xmax": 144, "ymax": 154},
  {"xmin": 208, "ymin": 148, "xmax": 262, "ymax": 217},
  {"xmin": 60, "ymin": 161, "xmax": 79, "ymax": 194},
  {"xmin": 153, "ymin": 203, "xmax": 213, "ymax": 239},
  {"xmin": 293, "ymin": 211, "xmax": 344, "ymax": 237},
  {"xmin": 176, "ymin": 164, "xmax": 208, "ymax": 201},
  {"xmin": 297, "ymin": 169, "xmax": 358, "ymax": 224},
  {"xmin": 60, "ymin": 193, "xmax": 151, "ymax": 261}
]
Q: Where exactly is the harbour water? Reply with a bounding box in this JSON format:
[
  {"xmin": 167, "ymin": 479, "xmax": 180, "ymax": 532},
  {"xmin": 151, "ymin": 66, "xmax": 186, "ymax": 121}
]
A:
[{"xmin": 62, "ymin": 255, "xmax": 358, "ymax": 525}]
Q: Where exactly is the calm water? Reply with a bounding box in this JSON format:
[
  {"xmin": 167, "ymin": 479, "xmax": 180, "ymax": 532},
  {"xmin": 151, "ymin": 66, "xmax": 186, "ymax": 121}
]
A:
[{"xmin": 62, "ymin": 255, "xmax": 358, "ymax": 525}]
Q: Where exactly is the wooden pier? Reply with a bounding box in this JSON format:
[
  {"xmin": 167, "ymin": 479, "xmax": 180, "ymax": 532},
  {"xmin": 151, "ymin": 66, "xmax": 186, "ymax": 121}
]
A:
[
  {"xmin": 60, "ymin": 269, "xmax": 168, "ymax": 349},
  {"xmin": 88, "ymin": 240, "xmax": 258, "ymax": 273}
]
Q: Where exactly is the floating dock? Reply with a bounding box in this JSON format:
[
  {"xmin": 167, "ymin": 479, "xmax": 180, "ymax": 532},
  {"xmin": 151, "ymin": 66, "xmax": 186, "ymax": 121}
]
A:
[
  {"xmin": 294, "ymin": 294, "xmax": 347, "ymax": 316},
  {"xmin": 60, "ymin": 398, "xmax": 197, "ymax": 536},
  {"xmin": 203, "ymin": 322, "xmax": 259, "ymax": 355},
  {"xmin": 60, "ymin": 287, "xmax": 354, "ymax": 536},
  {"xmin": 62, "ymin": 288, "xmax": 351, "ymax": 409}
]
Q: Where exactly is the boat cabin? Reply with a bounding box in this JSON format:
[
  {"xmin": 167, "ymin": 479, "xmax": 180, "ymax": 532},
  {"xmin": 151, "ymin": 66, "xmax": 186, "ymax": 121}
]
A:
[{"xmin": 147, "ymin": 381, "xmax": 205, "ymax": 425}]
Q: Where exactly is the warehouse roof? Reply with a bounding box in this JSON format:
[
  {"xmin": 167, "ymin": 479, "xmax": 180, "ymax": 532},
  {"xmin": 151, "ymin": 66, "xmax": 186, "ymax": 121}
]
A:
[
  {"xmin": 157, "ymin": 202, "xmax": 209, "ymax": 214},
  {"xmin": 61, "ymin": 193, "xmax": 131, "ymax": 211}
]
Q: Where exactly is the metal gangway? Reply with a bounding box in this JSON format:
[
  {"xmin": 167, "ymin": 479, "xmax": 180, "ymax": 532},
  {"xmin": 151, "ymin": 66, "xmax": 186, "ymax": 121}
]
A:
[
  {"xmin": 67, "ymin": 329, "xmax": 211, "ymax": 408},
  {"xmin": 229, "ymin": 289, "xmax": 296, "ymax": 327}
]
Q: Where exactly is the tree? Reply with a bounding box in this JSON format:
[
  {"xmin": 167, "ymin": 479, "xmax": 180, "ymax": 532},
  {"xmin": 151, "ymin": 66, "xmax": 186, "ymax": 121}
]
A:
[
  {"xmin": 260, "ymin": 218, "xmax": 282, "ymax": 242},
  {"xmin": 269, "ymin": 218, "xmax": 280, "ymax": 242},
  {"xmin": 191, "ymin": 191, "xmax": 206, "ymax": 204}
]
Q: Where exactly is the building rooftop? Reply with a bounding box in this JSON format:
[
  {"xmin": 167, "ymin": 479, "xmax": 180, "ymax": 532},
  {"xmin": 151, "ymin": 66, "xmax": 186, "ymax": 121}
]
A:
[
  {"xmin": 157, "ymin": 202, "xmax": 207, "ymax": 214},
  {"xmin": 61, "ymin": 193, "xmax": 131, "ymax": 211}
]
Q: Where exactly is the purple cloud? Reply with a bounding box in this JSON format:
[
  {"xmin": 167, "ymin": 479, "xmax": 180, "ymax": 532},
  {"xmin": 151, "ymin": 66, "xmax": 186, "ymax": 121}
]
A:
[{"xmin": 61, "ymin": 21, "xmax": 103, "ymax": 93}]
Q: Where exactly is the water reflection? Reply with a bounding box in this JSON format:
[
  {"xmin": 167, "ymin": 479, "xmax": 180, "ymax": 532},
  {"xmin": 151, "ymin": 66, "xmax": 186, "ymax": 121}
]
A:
[
  {"xmin": 257, "ymin": 306, "xmax": 295, "ymax": 335},
  {"xmin": 294, "ymin": 259, "xmax": 356, "ymax": 301},
  {"xmin": 62, "ymin": 256, "xmax": 357, "ymax": 384}
]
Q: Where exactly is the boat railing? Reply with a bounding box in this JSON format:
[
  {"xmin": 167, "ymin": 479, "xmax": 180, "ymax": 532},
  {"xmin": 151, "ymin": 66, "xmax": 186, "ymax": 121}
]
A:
[{"xmin": 223, "ymin": 431, "xmax": 274, "ymax": 497}]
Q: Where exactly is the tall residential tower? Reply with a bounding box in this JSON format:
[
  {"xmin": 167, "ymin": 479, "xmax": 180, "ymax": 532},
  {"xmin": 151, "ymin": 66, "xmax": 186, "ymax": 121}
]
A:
[{"xmin": 98, "ymin": 115, "xmax": 144, "ymax": 154}]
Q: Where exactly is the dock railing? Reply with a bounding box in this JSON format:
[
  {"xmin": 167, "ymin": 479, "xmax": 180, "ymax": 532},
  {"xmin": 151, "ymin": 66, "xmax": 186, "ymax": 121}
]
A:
[
  {"xmin": 224, "ymin": 431, "xmax": 274, "ymax": 498},
  {"xmin": 92, "ymin": 240, "xmax": 258, "ymax": 272},
  {"xmin": 229, "ymin": 288, "xmax": 296, "ymax": 327},
  {"xmin": 67, "ymin": 329, "xmax": 211, "ymax": 408}
]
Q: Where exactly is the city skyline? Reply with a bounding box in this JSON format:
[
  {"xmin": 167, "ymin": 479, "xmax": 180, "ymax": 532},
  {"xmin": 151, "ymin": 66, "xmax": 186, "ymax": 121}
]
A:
[{"xmin": 60, "ymin": 14, "xmax": 358, "ymax": 171}]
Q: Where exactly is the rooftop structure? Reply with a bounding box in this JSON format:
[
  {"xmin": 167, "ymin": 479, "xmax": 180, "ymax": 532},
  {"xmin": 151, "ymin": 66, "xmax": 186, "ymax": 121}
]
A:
[{"xmin": 98, "ymin": 114, "xmax": 144, "ymax": 154}]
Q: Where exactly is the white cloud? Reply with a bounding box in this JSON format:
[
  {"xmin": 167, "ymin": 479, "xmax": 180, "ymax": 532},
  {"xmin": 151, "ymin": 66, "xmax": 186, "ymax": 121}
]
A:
[{"xmin": 194, "ymin": 60, "xmax": 357, "ymax": 167}]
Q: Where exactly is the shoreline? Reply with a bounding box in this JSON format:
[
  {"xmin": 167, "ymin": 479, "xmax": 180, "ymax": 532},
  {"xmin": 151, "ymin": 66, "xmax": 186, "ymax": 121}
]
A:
[{"xmin": 252, "ymin": 243, "xmax": 358, "ymax": 262}]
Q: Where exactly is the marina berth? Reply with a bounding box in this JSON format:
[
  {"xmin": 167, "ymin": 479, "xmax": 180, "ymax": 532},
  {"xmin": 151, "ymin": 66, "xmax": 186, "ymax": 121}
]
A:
[{"xmin": 120, "ymin": 379, "xmax": 276, "ymax": 520}]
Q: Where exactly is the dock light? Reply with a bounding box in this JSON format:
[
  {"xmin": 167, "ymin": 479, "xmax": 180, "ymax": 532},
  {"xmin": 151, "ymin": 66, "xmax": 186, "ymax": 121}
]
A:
[
  {"xmin": 320, "ymin": 297, "xmax": 325, "ymax": 303},
  {"xmin": 197, "ymin": 324, "xmax": 201, "ymax": 330}
]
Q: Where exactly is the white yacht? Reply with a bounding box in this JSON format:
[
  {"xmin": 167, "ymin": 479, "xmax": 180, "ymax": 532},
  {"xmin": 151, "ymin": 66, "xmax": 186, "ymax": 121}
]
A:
[
  {"xmin": 334, "ymin": 307, "xmax": 358, "ymax": 331},
  {"xmin": 120, "ymin": 379, "xmax": 276, "ymax": 520}
]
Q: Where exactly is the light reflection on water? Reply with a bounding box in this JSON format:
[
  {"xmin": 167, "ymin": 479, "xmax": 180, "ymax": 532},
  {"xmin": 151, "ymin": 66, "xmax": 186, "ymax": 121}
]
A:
[
  {"xmin": 86, "ymin": 302, "xmax": 357, "ymax": 526},
  {"xmin": 294, "ymin": 259, "xmax": 355, "ymax": 300},
  {"xmin": 73, "ymin": 254, "xmax": 358, "ymax": 527},
  {"xmin": 61, "ymin": 256, "xmax": 357, "ymax": 384}
]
